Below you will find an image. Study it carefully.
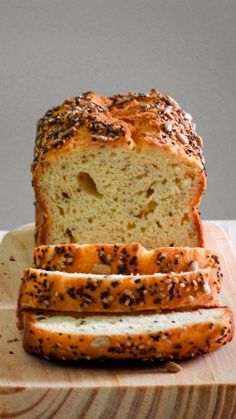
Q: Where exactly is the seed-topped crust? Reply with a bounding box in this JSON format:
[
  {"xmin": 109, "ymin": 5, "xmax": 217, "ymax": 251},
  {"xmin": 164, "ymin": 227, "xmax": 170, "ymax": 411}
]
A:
[
  {"xmin": 32, "ymin": 89, "xmax": 205, "ymax": 171},
  {"xmin": 33, "ymin": 243, "xmax": 222, "ymax": 279}
]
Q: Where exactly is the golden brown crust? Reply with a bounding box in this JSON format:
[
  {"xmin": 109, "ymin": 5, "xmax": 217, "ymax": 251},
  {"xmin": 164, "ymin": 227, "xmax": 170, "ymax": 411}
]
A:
[
  {"xmin": 32, "ymin": 90, "xmax": 205, "ymax": 170},
  {"xmin": 22, "ymin": 308, "xmax": 233, "ymax": 361},
  {"xmin": 33, "ymin": 243, "xmax": 222, "ymax": 277},
  {"xmin": 192, "ymin": 209, "xmax": 205, "ymax": 247},
  {"xmin": 17, "ymin": 267, "xmax": 220, "ymax": 328},
  {"xmin": 33, "ymin": 163, "xmax": 50, "ymax": 245}
]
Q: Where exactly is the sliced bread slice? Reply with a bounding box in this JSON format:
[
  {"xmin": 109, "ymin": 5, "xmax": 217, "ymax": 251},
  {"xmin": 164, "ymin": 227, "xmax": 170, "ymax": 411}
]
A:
[
  {"xmin": 17, "ymin": 267, "xmax": 220, "ymax": 328},
  {"xmin": 22, "ymin": 307, "xmax": 233, "ymax": 360},
  {"xmin": 33, "ymin": 243, "xmax": 222, "ymax": 276}
]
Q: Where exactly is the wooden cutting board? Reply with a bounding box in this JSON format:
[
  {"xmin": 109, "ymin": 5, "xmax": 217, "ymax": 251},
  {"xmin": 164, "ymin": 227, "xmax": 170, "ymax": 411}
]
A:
[{"xmin": 0, "ymin": 223, "xmax": 236, "ymax": 419}]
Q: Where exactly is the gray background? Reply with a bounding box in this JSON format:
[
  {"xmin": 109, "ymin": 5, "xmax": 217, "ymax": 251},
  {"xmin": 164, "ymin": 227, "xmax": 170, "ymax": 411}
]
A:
[{"xmin": 0, "ymin": 0, "xmax": 235, "ymax": 230}]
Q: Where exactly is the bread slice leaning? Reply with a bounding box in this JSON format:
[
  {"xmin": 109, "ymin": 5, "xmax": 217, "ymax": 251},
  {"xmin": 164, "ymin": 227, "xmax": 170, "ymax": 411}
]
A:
[
  {"xmin": 33, "ymin": 243, "xmax": 222, "ymax": 276},
  {"xmin": 22, "ymin": 307, "xmax": 233, "ymax": 361},
  {"xmin": 17, "ymin": 267, "xmax": 221, "ymax": 329}
]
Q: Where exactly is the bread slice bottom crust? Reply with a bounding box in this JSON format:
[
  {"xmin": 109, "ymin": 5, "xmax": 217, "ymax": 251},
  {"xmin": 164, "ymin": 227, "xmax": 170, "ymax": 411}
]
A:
[{"xmin": 22, "ymin": 307, "xmax": 233, "ymax": 361}]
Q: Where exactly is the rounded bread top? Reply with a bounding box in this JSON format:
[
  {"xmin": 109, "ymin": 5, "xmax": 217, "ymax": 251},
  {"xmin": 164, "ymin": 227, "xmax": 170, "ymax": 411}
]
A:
[{"xmin": 33, "ymin": 89, "xmax": 205, "ymax": 171}]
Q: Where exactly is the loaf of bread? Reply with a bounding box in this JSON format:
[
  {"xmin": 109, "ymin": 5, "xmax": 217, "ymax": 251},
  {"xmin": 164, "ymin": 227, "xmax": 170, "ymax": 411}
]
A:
[
  {"xmin": 22, "ymin": 307, "xmax": 233, "ymax": 360},
  {"xmin": 17, "ymin": 267, "xmax": 220, "ymax": 328},
  {"xmin": 33, "ymin": 243, "xmax": 221, "ymax": 276},
  {"xmin": 32, "ymin": 89, "xmax": 206, "ymax": 248}
]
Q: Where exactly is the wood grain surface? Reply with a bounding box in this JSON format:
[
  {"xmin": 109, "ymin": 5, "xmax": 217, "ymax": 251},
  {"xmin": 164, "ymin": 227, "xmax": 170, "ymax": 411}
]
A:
[{"xmin": 0, "ymin": 223, "xmax": 236, "ymax": 419}]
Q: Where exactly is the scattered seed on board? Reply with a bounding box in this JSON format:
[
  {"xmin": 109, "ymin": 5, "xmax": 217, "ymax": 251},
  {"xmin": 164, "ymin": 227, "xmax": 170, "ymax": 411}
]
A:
[{"xmin": 165, "ymin": 361, "xmax": 182, "ymax": 373}]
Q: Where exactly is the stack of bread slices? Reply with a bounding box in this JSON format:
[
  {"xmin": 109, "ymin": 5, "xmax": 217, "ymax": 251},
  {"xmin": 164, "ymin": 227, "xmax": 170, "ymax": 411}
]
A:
[{"xmin": 17, "ymin": 243, "xmax": 233, "ymax": 361}]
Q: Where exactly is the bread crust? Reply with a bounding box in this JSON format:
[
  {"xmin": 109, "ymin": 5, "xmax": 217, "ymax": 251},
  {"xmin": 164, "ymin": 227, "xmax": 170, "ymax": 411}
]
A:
[
  {"xmin": 17, "ymin": 267, "xmax": 220, "ymax": 328},
  {"xmin": 32, "ymin": 89, "xmax": 206, "ymax": 246},
  {"xmin": 33, "ymin": 243, "xmax": 221, "ymax": 277},
  {"xmin": 22, "ymin": 308, "xmax": 233, "ymax": 361},
  {"xmin": 32, "ymin": 90, "xmax": 205, "ymax": 169}
]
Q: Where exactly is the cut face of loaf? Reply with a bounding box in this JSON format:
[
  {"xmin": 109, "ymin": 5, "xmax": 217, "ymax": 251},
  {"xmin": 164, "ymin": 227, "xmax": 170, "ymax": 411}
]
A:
[
  {"xmin": 17, "ymin": 267, "xmax": 221, "ymax": 328},
  {"xmin": 33, "ymin": 90, "xmax": 206, "ymax": 247},
  {"xmin": 22, "ymin": 307, "xmax": 233, "ymax": 360},
  {"xmin": 34, "ymin": 147, "xmax": 203, "ymax": 247},
  {"xmin": 34, "ymin": 243, "xmax": 221, "ymax": 276}
]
